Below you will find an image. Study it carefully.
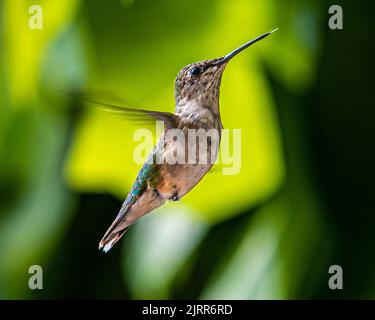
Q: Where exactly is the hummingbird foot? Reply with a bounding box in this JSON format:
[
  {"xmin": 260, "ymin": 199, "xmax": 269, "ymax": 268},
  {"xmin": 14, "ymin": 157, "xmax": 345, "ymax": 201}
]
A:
[{"xmin": 171, "ymin": 193, "xmax": 179, "ymax": 201}]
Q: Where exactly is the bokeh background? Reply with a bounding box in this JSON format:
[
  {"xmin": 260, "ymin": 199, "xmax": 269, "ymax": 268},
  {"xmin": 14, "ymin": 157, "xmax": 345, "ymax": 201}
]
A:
[{"xmin": 0, "ymin": 0, "xmax": 374, "ymax": 299}]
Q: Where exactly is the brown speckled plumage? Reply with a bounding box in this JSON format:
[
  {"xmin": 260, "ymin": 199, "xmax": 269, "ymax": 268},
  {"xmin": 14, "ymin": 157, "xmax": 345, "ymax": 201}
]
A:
[{"xmin": 99, "ymin": 30, "xmax": 277, "ymax": 252}]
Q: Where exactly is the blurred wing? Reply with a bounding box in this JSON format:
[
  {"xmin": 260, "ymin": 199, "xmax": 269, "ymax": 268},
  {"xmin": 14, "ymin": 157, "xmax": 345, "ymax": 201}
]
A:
[{"xmin": 74, "ymin": 96, "xmax": 179, "ymax": 130}]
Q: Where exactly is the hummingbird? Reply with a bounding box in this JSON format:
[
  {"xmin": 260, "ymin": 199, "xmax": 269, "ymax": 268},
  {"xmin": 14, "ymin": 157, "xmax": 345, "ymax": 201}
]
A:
[{"xmin": 98, "ymin": 29, "xmax": 278, "ymax": 252}]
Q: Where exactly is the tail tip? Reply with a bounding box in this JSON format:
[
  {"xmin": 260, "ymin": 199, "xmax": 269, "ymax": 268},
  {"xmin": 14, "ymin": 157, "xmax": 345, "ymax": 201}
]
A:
[
  {"xmin": 103, "ymin": 243, "xmax": 113, "ymax": 253},
  {"xmin": 98, "ymin": 239, "xmax": 115, "ymax": 253}
]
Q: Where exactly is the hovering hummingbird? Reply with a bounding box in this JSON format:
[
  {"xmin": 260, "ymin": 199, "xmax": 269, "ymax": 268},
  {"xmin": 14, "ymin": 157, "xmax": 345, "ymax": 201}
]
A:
[{"xmin": 98, "ymin": 29, "xmax": 278, "ymax": 252}]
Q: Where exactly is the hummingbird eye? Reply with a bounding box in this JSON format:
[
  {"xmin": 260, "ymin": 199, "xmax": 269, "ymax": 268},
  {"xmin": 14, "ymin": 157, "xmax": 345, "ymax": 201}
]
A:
[{"xmin": 189, "ymin": 67, "xmax": 201, "ymax": 76}]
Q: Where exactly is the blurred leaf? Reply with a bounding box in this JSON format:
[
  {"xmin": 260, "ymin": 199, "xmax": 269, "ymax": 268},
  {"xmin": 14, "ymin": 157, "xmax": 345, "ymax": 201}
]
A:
[
  {"xmin": 200, "ymin": 200, "xmax": 288, "ymax": 299},
  {"xmin": 0, "ymin": 109, "xmax": 74, "ymax": 298},
  {"xmin": 263, "ymin": 0, "xmax": 324, "ymax": 92},
  {"xmin": 3, "ymin": 0, "xmax": 80, "ymax": 106},
  {"xmin": 122, "ymin": 205, "xmax": 208, "ymax": 299},
  {"xmin": 0, "ymin": 0, "xmax": 81, "ymax": 298},
  {"xmin": 200, "ymin": 191, "xmax": 330, "ymax": 299}
]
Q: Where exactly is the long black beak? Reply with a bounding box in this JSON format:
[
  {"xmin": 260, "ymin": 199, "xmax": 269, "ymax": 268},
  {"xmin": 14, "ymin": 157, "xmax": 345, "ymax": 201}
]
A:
[{"xmin": 214, "ymin": 28, "xmax": 278, "ymax": 65}]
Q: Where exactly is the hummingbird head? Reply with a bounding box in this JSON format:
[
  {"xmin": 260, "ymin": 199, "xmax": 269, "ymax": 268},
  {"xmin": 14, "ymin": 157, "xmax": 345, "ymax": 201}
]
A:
[
  {"xmin": 174, "ymin": 29, "xmax": 278, "ymax": 113},
  {"xmin": 174, "ymin": 58, "xmax": 227, "ymax": 109}
]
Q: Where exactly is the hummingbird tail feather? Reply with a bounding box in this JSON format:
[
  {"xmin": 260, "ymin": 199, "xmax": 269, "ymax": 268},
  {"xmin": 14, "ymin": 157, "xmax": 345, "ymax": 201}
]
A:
[
  {"xmin": 98, "ymin": 176, "xmax": 165, "ymax": 252},
  {"xmin": 99, "ymin": 227, "xmax": 128, "ymax": 253},
  {"xmin": 99, "ymin": 205, "xmax": 131, "ymax": 253}
]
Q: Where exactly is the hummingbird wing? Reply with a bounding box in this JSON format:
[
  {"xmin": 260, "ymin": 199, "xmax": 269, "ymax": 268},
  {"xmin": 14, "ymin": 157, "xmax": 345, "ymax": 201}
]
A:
[{"xmin": 74, "ymin": 96, "xmax": 179, "ymax": 130}]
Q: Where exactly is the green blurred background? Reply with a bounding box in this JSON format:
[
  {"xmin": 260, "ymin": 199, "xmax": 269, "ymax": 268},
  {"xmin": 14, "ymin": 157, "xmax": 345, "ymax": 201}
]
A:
[{"xmin": 0, "ymin": 0, "xmax": 374, "ymax": 299}]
